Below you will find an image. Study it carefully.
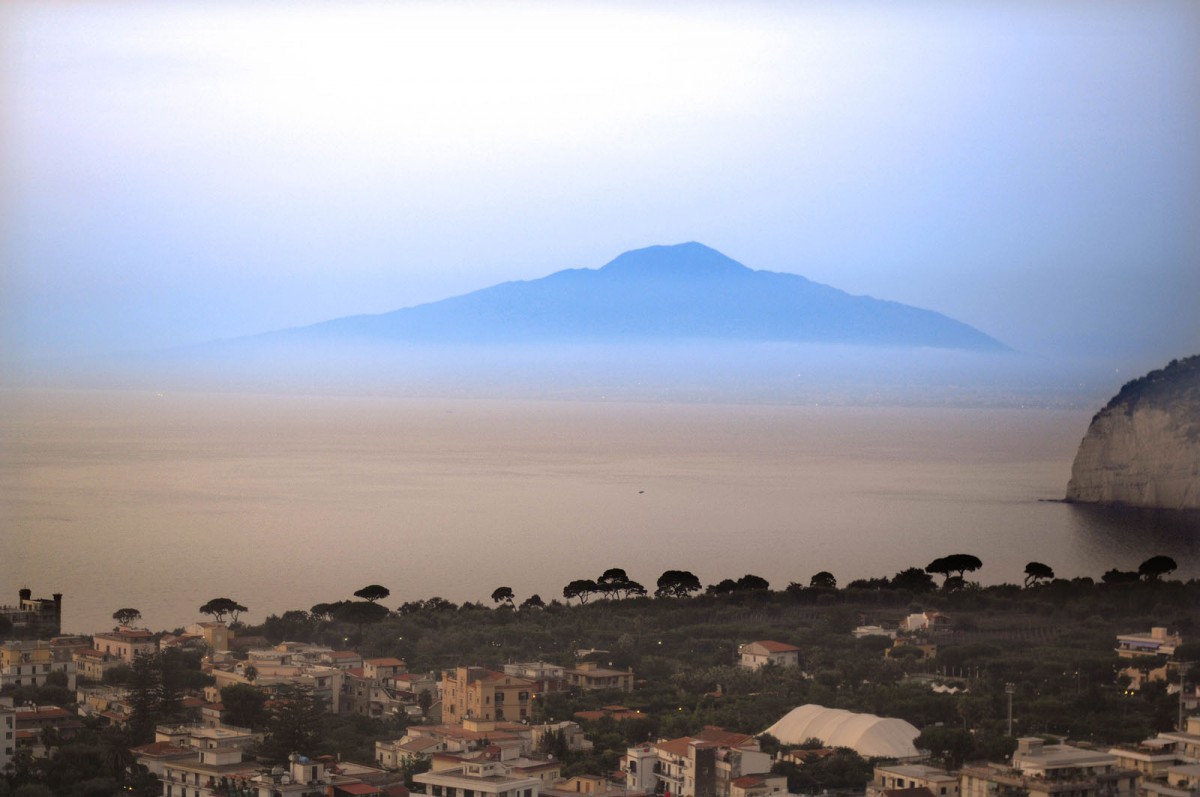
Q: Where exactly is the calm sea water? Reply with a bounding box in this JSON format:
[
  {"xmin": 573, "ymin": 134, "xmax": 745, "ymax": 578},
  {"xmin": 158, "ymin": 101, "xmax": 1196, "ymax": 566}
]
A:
[{"xmin": 2, "ymin": 389, "xmax": 1197, "ymax": 634}]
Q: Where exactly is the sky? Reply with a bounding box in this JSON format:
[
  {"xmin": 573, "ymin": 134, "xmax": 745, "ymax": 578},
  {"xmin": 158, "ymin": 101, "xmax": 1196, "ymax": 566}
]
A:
[{"xmin": 2, "ymin": 0, "xmax": 1198, "ymax": 365}]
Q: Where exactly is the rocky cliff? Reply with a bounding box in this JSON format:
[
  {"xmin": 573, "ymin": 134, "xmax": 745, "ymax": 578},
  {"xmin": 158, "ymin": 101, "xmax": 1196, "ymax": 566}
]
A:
[{"xmin": 1066, "ymin": 355, "xmax": 1200, "ymax": 510}]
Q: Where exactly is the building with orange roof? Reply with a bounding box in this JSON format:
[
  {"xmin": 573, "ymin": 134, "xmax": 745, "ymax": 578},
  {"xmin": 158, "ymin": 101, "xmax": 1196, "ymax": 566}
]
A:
[
  {"xmin": 129, "ymin": 740, "xmax": 194, "ymax": 776},
  {"xmin": 14, "ymin": 705, "xmax": 83, "ymax": 757},
  {"xmin": 623, "ymin": 728, "xmax": 772, "ymax": 797},
  {"xmin": 738, "ymin": 641, "xmax": 800, "ymax": 670},
  {"xmin": 729, "ymin": 773, "xmax": 789, "ymax": 797}
]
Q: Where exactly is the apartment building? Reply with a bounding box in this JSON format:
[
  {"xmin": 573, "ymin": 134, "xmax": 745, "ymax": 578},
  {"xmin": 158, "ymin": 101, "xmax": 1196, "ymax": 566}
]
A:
[
  {"xmin": 441, "ymin": 667, "xmax": 536, "ymax": 722},
  {"xmin": 961, "ymin": 739, "xmax": 1138, "ymax": 797},
  {"xmin": 1, "ymin": 640, "xmax": 77, "ymax": 690},
  {"xmin": 92, "ymin": 627, "xmax": 157, "ymax": 663}
]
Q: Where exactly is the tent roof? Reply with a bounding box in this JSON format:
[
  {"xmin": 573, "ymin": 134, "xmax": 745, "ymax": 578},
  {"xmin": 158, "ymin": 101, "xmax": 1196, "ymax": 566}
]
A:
[{"xmin": 761, "ymin": 704, "xmax": 919, "ymax": 758}]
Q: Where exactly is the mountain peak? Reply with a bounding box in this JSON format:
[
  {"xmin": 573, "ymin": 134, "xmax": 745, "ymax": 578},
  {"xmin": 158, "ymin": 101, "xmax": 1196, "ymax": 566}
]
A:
[{"xmin": 598, "ymin": 242, "xmax": 752, "ymax": 278}]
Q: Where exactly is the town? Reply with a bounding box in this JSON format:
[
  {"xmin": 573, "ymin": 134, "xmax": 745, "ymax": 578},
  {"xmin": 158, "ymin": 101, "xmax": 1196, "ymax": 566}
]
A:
[{"xmin": 2, "ymin": 556, "xmax": 1198, "ymax": 797}]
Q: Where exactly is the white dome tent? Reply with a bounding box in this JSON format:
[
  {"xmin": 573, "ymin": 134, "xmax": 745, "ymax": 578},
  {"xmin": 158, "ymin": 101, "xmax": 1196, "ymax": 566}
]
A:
[{"xmin": 761, "ymin": 704, "xmax": 920, "ymax": 758}]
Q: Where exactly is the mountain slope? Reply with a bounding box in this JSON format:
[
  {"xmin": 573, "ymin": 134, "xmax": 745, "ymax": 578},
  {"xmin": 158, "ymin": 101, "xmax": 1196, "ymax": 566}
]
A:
[
  {"xmin": 272, "ymin": 242, "xmax": 1006, "ymax": 351},
  {"xmin": 1066, "ymin": 355, "xmax": 1200, "ymax": 510}
]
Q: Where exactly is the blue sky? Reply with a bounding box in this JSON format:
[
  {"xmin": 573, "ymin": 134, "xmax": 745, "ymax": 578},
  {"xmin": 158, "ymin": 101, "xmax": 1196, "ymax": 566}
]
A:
[{"xmin": 3, "ymin": 0, "xmax": 1197, "ymax": 363}]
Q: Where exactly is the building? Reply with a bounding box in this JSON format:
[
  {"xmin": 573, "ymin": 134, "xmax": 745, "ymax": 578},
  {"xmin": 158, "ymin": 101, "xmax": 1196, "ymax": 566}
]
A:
[
  {"xmin": 1143, "ymin": 716, "xmax": 1200, "ymax": 767},
  {"xmin": 378, "ymin": 718, "xmax": 537, "ymax": 769},
  {"xmin": 728, "ymin": 773, "xmax": 789, "ymax": 797},
  {"xmin": 156, "ymin": 722, "xmax": 260, "ymax": 751},
  {"xmin": 1117, "ymin": 628, "xmax": 1184, "ymax": 690},
  {"xmin": 323, "ymin": 650, "xmax": 366, "ymax": 670},
  {"xmin": 504, "ymin": 662, "xmax": 568, "ymax": 694},
  {"xmin": 961, "ymin": 739, "xmax": 1138, "ymax": 797},
  {"xmin": 564, "ymin": 662, "xmax": 634, "ymax": 692},
  {"xmin": 414, "ymin": 755, "xmax": 543, "ymax": 797},
  {"xmin": 1, "ymin": 639, "xmax": 78, "ymax": 691},
  {"xmin": 853, "ymin": 626, "xmax": 897, "ymax": 640},
  {"xmin": 1109, "ymin": 740, "xmax": 1183, "ymax": 780},
  {"xmin": 542, "ymin": 774, "xmax": 647, "ymax": 797},
  {"xmin": 210, "ymin": 654, "xmax": 345, "ymax": 714},
  {"xmin": 441, "ymin": 667, "xmax": 536, "ymax": 722},
  {"xmin": 14, "ymin": 705, "xmax": 83, "ymax": 758},
  {"xmin": 1117, "ymin": 628, "xmax": 1182, "ymax": 659},
  {"xmin": 1140, "ymin": 764, "xmax": 1200, "ymax": 797},
  {"xmin": 900, "ymin": 612, "xmax": 951, "ymax": 634},
  {"xmin": 868, "ymin": 764, "xmax": 960, "ymax": 797},
  {"xmin": 154, "ymin": 747, "xmax": 394, "ymax": 797},
  {"xmin": 73, "ymin": 648, "xmax": 124, "ymax": 683},
  {"xmin": 0, "ymin": 589, "xmax": 62, "ymax": 639},
  {"xmin": 92, "ymin": 627, "xmax": 158, "ymax": 663},
  {"xmin": 623, "ymin": 727, "xmax": 773, "ymax": 797},
  {"xmin": 738, "ymin": 641, "xmax": 800, "ymax": 670},
  {"xmin": 128, "ymin": 740, "xmax": 195, "ymax": 777},
  {"xmin": 1, "ymin": 705, "xmax": 14, "ymax": 776}
]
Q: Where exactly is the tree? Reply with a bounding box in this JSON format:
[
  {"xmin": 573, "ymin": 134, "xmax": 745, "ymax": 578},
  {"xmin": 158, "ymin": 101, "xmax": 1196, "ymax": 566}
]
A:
[
  {"xmin": 915, "ymin": 726, "xmax": 975, "ymax": 769},
  {"xmin": 925, "ymin": 557, "xmax": 953, "ymax": 582},
  {"xmin": 1139, "ymin": 555, "xmax": 1178, "ymax": 581},
  {"xmin": 353, "ymin": 584, "xmax": 391, "ymax": 603},
  {"xmin": 597, "ymin": 568, "xmax": 631, "ymax": 599},
  {"xmin": 417, "ymin": 688, "xmax": 434, "ymax": 717},
  {"xmin": 220, "ymin": 683, "xmax": 268, "ymax": 729},
  {"xmin": 333, "ymin": 600, "xmax": 390, "ymax": 642},
  {"xmin": 736, "ymin": 574, "xmax": 770, "ymax": 591},
  {"xmin": 100, "ymin": 726, "xmax": 137, "ymax": 788},
  {"xmin": 420, "ymin": 596, "xmax": 458, "ymax": 612},
  {"xmin": 623, "ymin": 580, "xmax": 647, "ymax": 598},
  {"xmin": 199, "ymin": 597, "xmax": 248, "ymax": 625},
  {"xmin": 1023, "ymin": 562, "xmax": 1054, "ymax": 587},
  {"xmin": 810, "ymin": 571, "xmax": 837, "ymax": 589},
  {"xmin": 127, "ymin": 652, "xmax": 161, "ymax": 743},
  {"xmin": 926, "ymin": 554, "xmax": 982, "ymax": 584},
  {"xmin": 655, "ymin": 570, "xmax": 702, "ymax": 598},
  {"xmin": 310, "ymin": 602, "xmax": 345, "ymax": 621},
  {"xmin": 563, "ymin": 579, "xmax": 598, "ymax": 605},
  {"xmin": 157, "ymin": 648, "xmax": 186, "ymax": 722},
  {"xmin": 112, "ymin": 608, "xmax": 141, "ymax": 626},
  {"xmin": 261, "ymin": 684, "xmax": 325, "ymax": 763},
  {"xmin": 706, "ymin": 579, "xmax": 739, "ymax": 596},
  {"xmin": 491, "ymin": 586, "xmax": 515, "ymax": 606},
  {"xmin": 520, "ymin": 594, "xmax": 546, "ymax": 610},
  {"xmin": 944, "ymin": 553, "xmax": 983, "ymax": 578},
  {"xmin": 891, "ymin": 567, "xmax": 936, "ymax": 593},
  {"xmin": 1102, "ymin": 568, "xmax": 1140, "ymax": 585}
]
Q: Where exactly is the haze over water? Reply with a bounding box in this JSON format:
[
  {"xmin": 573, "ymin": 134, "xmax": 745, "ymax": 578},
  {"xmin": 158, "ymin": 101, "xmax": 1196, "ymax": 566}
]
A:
[{"xmin": 4, "ymin": 389, "xmax": 1197, "ymax": 634}]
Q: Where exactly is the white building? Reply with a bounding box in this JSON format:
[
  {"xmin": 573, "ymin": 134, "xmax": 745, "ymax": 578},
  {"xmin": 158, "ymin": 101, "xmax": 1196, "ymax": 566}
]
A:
[
  {"xmin": 739, "ymin": 641, "xmax": 800, "ymax": 670},
  {"xmin": 415, "ymin": 757, "xmax": 542, "ymax": 797}
]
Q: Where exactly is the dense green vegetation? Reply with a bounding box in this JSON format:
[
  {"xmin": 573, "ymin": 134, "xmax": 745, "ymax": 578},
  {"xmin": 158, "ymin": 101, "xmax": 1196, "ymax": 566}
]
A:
[
  {"xmin": 6, "ymin": 558, "xmax": 1197, "ymax": 795},
  {"xmin": 246, "ymin": 560, "xmax": 1198, "ymax": 752}
]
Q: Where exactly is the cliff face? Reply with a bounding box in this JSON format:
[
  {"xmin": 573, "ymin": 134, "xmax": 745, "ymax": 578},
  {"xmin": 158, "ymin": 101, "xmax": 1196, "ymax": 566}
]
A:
[{"xmin": 1066, "ymin": 355, "xmax": 1200, "ymax": 510}]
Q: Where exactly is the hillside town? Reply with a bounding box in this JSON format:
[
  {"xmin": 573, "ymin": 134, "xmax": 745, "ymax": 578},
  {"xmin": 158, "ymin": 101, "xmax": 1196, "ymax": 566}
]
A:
[{"xmin": 3, "ymin": 562, "xmax": 1200, "ymax": 797}]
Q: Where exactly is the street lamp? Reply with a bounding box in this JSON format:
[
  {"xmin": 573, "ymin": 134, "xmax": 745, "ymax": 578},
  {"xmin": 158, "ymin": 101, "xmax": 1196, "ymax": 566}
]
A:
[{"xmin": 1005, "ymin": 683, "xmax": 1016, "ymax": 736}]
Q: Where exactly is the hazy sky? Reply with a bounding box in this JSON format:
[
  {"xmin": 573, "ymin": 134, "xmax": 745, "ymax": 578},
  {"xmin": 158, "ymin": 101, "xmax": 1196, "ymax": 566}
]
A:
[{"xmin": 3, "ymin": 0, "xmax": 1198, "ymax": 363}]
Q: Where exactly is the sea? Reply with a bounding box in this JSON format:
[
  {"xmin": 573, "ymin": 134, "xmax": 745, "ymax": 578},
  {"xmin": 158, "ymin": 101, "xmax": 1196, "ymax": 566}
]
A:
[{"xmin": 2, "ymin": 388, "xmax": 1197, "ymax": 634}]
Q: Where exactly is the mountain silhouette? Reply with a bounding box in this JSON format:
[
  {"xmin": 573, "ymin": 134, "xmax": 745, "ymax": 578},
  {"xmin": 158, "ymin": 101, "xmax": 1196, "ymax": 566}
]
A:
[{"xmin": 262, "ymin": 242, "xmax": 1006, "ymax": 351}]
